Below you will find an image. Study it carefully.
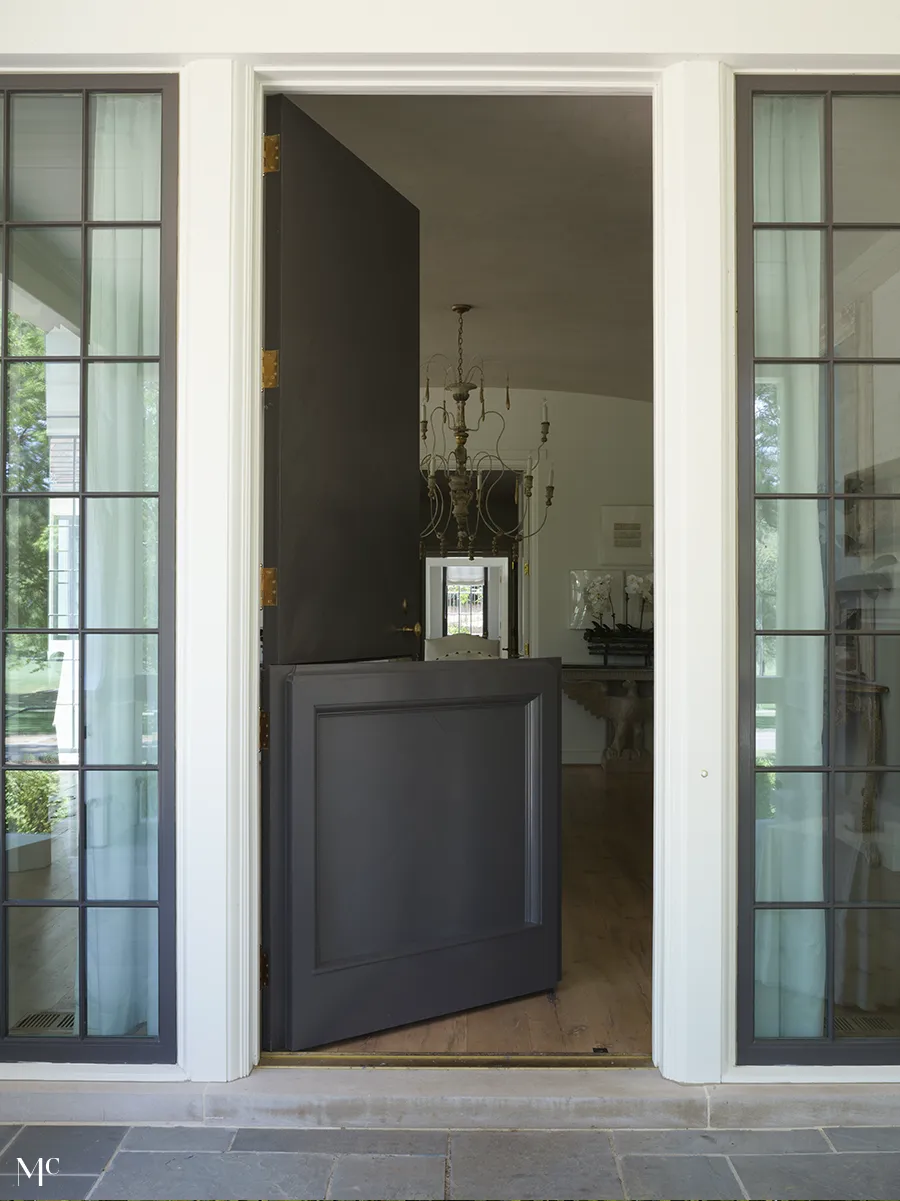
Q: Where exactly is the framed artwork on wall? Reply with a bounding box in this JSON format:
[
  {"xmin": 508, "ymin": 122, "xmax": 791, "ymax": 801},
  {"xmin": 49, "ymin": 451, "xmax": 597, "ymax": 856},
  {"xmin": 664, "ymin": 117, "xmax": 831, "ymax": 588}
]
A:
[{"xmin": 600, "ymin": 505, "xmax": 654, "ymax": 565}]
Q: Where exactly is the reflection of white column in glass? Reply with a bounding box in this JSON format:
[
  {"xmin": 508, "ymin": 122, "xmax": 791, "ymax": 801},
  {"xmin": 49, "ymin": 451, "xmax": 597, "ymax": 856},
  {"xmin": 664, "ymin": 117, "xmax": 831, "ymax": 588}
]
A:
[{"xmin": 45, "ymin": 327, "xmax": 81, "ymax": 766}]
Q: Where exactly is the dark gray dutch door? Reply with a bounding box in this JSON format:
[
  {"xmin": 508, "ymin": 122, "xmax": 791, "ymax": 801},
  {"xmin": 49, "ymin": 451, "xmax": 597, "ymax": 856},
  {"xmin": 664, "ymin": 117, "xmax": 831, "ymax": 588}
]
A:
[
  {"xmin": 261, "ymin": 96, "xmax": 561, "ymax": 1052},
  {"xmin": 738, "ymin": 77, "xmax": 900, "ymax": 1064},
  {"xmin": 0, "ymin": 76, "xmax": 177, "ymax": 1062}
]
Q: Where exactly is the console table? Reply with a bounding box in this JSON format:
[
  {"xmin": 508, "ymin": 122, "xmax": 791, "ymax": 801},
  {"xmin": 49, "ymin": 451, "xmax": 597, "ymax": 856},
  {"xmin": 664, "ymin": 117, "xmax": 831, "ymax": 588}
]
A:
[{"xmin": 562, "ymin": 666, "xmax": 654, "ymax": 771}]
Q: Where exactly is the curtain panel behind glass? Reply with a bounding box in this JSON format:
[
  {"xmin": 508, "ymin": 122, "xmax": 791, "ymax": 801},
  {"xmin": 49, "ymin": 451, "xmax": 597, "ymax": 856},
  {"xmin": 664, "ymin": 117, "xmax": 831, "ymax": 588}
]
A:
[{"xmin": 0, "ymin": 76, "xmax": 176, "ymax": 1064}]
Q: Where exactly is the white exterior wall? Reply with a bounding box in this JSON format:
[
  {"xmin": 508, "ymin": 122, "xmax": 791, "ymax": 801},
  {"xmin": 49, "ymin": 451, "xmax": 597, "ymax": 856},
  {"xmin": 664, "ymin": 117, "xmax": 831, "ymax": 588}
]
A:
[{"xmin": 4, "ymin": 0, "xmax": 900, "ymax": 1089}]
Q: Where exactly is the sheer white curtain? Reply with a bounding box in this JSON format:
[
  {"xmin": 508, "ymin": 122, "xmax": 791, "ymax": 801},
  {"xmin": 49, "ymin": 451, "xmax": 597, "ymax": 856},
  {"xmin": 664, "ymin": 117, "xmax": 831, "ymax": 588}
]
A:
[
  {"xmin": 753, "ymin": 96, "xmax": 827, "ymax": 1038},
  {"xmin": 84, "ymin": 94, "xmax": 161, "ymax": 1039}
]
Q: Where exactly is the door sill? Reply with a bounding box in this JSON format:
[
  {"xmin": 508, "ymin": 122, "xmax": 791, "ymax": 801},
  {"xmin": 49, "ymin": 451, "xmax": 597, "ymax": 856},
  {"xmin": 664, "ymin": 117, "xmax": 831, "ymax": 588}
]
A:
[{"xmin": 260, "ymin": 1051, "xmax": 653, "ymax": 1068}]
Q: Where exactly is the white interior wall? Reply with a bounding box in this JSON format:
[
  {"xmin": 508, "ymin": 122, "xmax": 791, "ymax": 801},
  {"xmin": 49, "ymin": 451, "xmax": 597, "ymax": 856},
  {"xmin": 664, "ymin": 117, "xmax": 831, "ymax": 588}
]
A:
[{"xmin": 460, "ymin": 387, "xmax": 653, "ymax": 761}]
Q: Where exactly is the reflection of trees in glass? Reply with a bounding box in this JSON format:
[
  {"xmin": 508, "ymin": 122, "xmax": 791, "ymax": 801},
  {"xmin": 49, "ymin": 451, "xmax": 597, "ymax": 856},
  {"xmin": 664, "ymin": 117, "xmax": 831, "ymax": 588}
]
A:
[
  {"xmin": 755, "ymin": 382, "xmax": 778, "ymax": 665},
  {"xmin": 6, "ymin": 317, "xmax": 57, "ymax": 658}
]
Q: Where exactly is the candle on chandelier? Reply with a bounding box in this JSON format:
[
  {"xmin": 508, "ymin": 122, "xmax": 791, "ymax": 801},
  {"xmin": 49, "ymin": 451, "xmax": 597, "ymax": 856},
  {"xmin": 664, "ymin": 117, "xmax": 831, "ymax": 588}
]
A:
[
  {"xmin": 542, "ymin": 401, "xmax": 549, "ymax": 424},
  {"xmin": 477, "ymin": 471, "xmax": 483, "ymax": 492},
  {"xmin": 548, "ymin": 464, "xmax": 555, "ymax": 486},
  {"xmin": 526, "ymin": 456, "xmax": 533, "ymax": 477},
  {"xmin": 421, "ymin": 400, "xmax": 427, "ymax": 422}
]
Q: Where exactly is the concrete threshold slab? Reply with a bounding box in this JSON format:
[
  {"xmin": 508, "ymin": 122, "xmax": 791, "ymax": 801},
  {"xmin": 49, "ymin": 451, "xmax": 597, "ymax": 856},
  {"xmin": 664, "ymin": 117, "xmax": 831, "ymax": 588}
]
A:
[
  {"xmin": 1, "ymin": 1067, "xmax": 900, "ymax": 1130},
  {"xmin": 204, "ymin": 1067, "xmax": 707, "ymax": 1129}
]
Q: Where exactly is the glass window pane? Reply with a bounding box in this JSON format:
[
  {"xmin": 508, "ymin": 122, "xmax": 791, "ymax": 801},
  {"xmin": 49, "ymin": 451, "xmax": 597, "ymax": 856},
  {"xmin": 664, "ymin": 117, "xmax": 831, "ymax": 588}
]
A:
[
  {"xmin": 86, "ymin": 771, "xmax": 158, "ymax": 900},
  {"xmin": 86, "ymin": 362, "xmax": 158, "ymax": 492},
  {"xmin": 835, "ymin": 365, "xmax": 900, "ymax": 496},
  {"xmin": 87, "ymin": 228, "xmax": 159, "ymax": 357},
  {"xmin": 834, "ymin": 96, "xmax": 900, "ymax": 224},
  {"xmin": 756, "ymin": 635, "xmax": 827, "ymax": 767},
  {"xmin": 6, "ymin": 498, "xmax": 79, "ymax": 630},
  {"xmin": 5, "ymin": 634, "xmax": 78, "ymax": 766},
  {"xmin": 756, "ymin": 772, "xmax": 825, "ymax": 902},
  {"xmin": 836, "ymin": 500, "xmax": 900, "ymax": 630},
  {"xmin": 6, "ymin": 361, "xmax": 80, "ymax": 493},
  {"xmin": 835, "ymin": 231, "xmax": 900, "ymax": 359},
  {"xmin": 89, "ymin": 93, "xmax": 162, "ymax": 221},
  {"xmin": 753, "ymin": 94, "xmax": 824, "ymax": 223},
  {"xmin": 834, "ymin": 636, "xmax": 900, "ymax": 769},
  {"xmin": 836, "ymin": 773, "xmax": 900, "ymax": 903},
  {"xmin": 85, "ymin": 634, "xmax": 157, "ymax": 765},
  {"xmin": 755, "ymin": 909, "xmax": 826, "ymax": 1038},
  {"xmin": 9, "ymin": 93, "xmax": 83, "ymax": 222},
  {"xmin": 756, "ymin": 365, "xmax": 827, "ymax": 494},
  {"xmin": 756, "ymin": 500, "xmax": 827, "ymax": 631},
  {"xmin": 85, "ymin": 499, "xmax": 158, "ymax": 629},
  {"xmin": 7, "ymin": 228, "xmax": 81, "ymax": 357},
  {"xmin": 8, "ymin": 906, "xmax": 78, "ymax": 1036},
  {"xmin": 87, "ymin": 908, "xmax": 158, "ymax": 1036},
  {"xmin": 6, "ymin": 770, "xmax": 78, "ymax": 901},
  {"xmin": 835, "ymin": 907, "xmax": 900, "ymax": 1037},
  {"xmin": 755, "ymin": 230, "xmax": 826, "ymax": 359}
]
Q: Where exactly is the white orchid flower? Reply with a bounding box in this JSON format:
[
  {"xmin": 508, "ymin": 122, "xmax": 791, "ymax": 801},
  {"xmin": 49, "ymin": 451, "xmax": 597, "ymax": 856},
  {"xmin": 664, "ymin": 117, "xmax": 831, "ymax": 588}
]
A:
[{"xmin": 625, "ymin": 573, "xmax": 643, "ymax": 597}]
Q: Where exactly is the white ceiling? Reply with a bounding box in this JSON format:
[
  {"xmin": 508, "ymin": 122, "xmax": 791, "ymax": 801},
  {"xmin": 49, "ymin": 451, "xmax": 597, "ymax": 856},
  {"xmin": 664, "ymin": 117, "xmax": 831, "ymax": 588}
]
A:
[{"xmin": 295, "ymin": 95, "xmax": 653, "ymax": 401}]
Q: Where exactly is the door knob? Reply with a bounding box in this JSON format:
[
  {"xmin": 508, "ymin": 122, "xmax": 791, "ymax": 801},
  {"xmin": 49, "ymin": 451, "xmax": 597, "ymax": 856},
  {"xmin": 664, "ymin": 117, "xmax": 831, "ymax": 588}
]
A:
[{"xmin": 394, "ymin": 622, "xmax": 422, "ymax": 637}]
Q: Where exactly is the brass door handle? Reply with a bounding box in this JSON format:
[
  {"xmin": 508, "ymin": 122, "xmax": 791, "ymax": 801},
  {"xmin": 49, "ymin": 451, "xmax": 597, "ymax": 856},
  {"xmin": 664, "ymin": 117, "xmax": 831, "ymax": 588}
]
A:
[{"xmin": 394, "ymin": 622, "xmax": 422, "ymax": 636}]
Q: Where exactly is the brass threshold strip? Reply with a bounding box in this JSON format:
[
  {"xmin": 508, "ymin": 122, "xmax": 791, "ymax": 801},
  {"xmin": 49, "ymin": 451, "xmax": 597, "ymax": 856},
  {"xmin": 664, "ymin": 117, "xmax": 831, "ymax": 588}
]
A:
[{"xmin": 260, "ymin": 1051, "xmax": 653, "ymax": 1069}]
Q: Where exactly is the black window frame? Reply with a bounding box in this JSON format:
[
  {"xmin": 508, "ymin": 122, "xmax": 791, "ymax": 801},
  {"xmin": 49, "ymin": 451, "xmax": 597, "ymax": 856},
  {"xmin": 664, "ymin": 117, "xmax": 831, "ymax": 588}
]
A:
[
  {"xmin": 0, "ymin": 73, "xmax": 177, "ymax": 1064},
  {"xmin": 737, "ymin": 74, "xmax": 900, "ymax": 1066}
]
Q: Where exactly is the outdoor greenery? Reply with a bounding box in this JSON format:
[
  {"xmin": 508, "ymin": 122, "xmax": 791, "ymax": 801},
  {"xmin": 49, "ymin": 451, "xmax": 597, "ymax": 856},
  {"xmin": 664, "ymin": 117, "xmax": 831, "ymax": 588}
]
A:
[{"xmin": 5, "ymin": 770, "xmax": 67, "ymax": 835}]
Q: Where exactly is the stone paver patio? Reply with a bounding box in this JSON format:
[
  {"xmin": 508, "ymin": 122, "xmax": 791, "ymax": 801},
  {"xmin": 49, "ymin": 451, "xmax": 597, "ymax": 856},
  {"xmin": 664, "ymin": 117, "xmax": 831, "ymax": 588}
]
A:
[{"xmin": 0, "ymin": 1121, "xmax": 899, "ymax": 1198}]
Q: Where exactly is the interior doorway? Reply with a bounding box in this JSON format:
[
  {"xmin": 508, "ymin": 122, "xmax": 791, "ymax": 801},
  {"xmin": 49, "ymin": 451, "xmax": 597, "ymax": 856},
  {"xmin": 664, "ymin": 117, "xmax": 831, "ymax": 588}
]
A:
[{"xmin": 260, "ymin": 92, "xmax": 653, "ymax": 1060}]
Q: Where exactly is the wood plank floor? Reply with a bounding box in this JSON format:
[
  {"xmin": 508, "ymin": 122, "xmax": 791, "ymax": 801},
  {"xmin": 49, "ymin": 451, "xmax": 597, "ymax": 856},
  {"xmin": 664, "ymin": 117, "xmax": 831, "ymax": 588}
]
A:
[{"xmin": 324, "ymin": 765, "xmax": 652, "ymax": 1055}]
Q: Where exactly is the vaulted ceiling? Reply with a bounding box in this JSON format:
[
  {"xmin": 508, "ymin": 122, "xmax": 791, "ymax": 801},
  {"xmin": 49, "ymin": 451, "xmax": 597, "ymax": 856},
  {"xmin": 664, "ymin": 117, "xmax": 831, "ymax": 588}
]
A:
[{"xmin": 294, "ymin": 95, "xmax": 653, "ymax": 401}]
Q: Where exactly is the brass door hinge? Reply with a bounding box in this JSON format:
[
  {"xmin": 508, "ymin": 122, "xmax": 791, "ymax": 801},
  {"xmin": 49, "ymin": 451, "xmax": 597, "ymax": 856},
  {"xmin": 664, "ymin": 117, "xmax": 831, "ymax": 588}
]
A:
[
  {"xmin": 523, "ymin": 561, "xmax": 530, "ymax": 575},
  {"xmin": 260, "ymin": 947, "xmax": 270, "ymax": 988},
  {"xmin": 262, "ymin": 348, "xmax": 279, "ymax": 390},
  {"xmin": 524, "ymin": 642, "xmax": 531, "ymax": 656},
  {"xmin": 263, "ymin": 134, "xmax": 280, "ymax": 175},
  {"xmin": 259, "ymin": 709, "xmax": 270, "ymax": 751},
  {"xmin": 260, "ymin": 566, "xmax": 278, "ymax": 607}
]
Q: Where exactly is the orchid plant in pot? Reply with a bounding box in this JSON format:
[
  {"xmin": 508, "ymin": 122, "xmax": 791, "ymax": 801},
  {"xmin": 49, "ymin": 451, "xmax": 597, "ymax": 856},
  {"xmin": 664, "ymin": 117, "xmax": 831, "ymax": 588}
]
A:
[
  {"xmin": 624, "ymin": 572, "xmax": 654, "ymax": 632},
  {"xmin": 583, "ymin": 573, "xmax": 616, "ymax": 630}
]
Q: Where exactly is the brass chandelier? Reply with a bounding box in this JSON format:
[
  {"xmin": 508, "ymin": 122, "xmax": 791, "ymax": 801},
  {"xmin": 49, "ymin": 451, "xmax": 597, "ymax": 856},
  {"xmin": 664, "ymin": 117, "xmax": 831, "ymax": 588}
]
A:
[{"xmin": 420, "ymin": 304, "xmax": 555, "ymax": 560}]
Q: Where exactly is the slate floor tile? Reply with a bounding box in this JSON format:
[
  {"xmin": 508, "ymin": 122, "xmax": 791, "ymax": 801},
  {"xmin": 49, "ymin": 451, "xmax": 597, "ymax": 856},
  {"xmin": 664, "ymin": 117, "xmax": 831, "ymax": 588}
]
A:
[
  {"xmin": 613, "ymin": 1126, "xmax": 832, "ymax": 1155},
  {"xmin": 120, "ymin": 1124, "xmax": 236, "ymax": 1151},
  {"xmin": 824, "ymin": 1125, "xmax": 900, "ymax": 1152},
  {"xmin": 620, "ymin": 1153, "xmax": 744, "ymax": 1200},
  {"xmin": 448, "ymin": 1130, "xmax": 623, "ymax": 1201},
  {"xmin": 0, "ymin": 1134, "xmax": 20, "ymax": 1160},
  {"xmin": 327, "ymin": 1152, "xmax": 445, "ymax": 1200},
  {"xmin": 732, "ymin": 1149, "xmax": 900, "ymax": 1200},
  {"xmin": 89, "ymin": 1149, "xmax": 335, "ymax": 1201},
  {"xmin": 231, "ymin": 1127, "xmax": 447, "ymax": 1154},
  {"xmin": 0, "ymin": 1126, "xmax": 126, "ymax": 1175},
  {"xmin": 0, "ymin": 1174, "xmax": 98, "ymax": 1200}
]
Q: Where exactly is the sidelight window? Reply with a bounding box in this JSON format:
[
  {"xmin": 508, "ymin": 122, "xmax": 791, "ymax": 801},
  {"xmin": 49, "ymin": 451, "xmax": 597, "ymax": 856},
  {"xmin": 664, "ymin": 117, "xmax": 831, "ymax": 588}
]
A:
[
  {"xmin": 0, "ymin": 78, "xmax": 175, "ymax": 1062},
  {"xmin": 739, "ymin": 79, "xmax": 900, "ymax": 1064}
]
